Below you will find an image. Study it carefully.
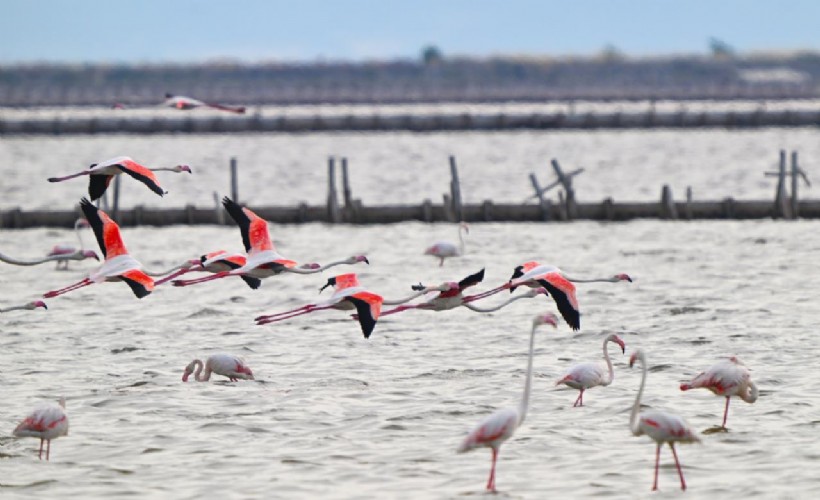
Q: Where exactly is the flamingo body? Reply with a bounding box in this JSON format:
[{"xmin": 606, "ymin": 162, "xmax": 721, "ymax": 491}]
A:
[
  {"xmin": 183, "ymin": 354, "xmax": 254, "ymax": 382},
  {"xmin": 163, "ymin": 94, "xmax": 246, "ymax": 114},
  {"xmin": 14, "ymin": 398, "xmax": 69, "ymax": 460},
  {"xmin": 557, "ymin": 333, "xmax": 625, "ymax": 406},
  {"xmin": 424, "ymin": 222, "xmax": 468, "ymax": 266},
  {"xmin": 680, "ymin": 357, "xmax": 758, "ymax": 427}
]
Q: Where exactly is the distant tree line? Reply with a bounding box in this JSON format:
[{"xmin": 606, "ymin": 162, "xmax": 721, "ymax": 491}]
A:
[{"xmin": 0, "ymin": 52, "xmax": 818, "ymax": 107}]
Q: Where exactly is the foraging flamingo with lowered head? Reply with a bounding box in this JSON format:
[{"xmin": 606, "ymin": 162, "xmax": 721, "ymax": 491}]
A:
[
  {"xmin": 255, "ymin": 273, "xmax": 384, "ymax": 339},
  {"xmin": 456, "ymin": 313, "xmax": 558, "ymax": 492},
  {"xmin": 556, "ymin": 333, "xmax": 626, "ymax": 406},
  {"xmin": 48, "ymin": 156, "xmax": 191, "ymax": 200},
  {"xmin": 163, "ymin": 93, "xmax": 246, "ymax": 114},
  {"xmin": 630, "ymin": 349, "xmax": 700, "ymax": 491},
  {"xmin": 1, "ymin": 300, "xmax": 47, "ymax": 314},
  {"xmin": 43, "ymin": 198, "xmax": 154, "ymax": 299},
  {"xmin": 680, "ymin": 356, "xmax": 758, "ymax": 428},
  {"xmin": 14, "ymin": 397, "xmax": 69, "ymax": 460},
  {"xmin": 1, "ymin": 249, "xmax": 98, "ymax": 267},
  {"xmin": 172, "ymin": 197, "xmax": 368, "ymax": 288},
  {"xmin": 424, "ymin": 221, "xmax": 469, "ymax": 266},
  {"xmin": 46, "ymin": 218, "xmax": 99, "ymax": 269},
  {"xmin": 183, "ymin": 354, "xmax": 254, "ymax": 382}
]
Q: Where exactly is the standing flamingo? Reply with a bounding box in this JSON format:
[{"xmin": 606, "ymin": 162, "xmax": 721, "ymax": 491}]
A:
[
  {"xmin": 1, "ymin": 300, "xmax": 47, "ymax": 313},
  {"xmin": 47, "ymin": 218, "xmax": 98, "ymax": 269},
  {"xmin": 556, "ymin": 333, "xmax": 626, "ymax": 407},
  {"xmin": 629, "ymin": 349, "xmax": 700, "ymax": 491},
  {"xmin": 163, "ymin": 93, "xmax": 246, "ymax": 114},
  {"xmin": 424, "ymin": 221, "xmax": 469, "ymax": 266},
  {"xmin": 14, "ymin": 397, "xmax": 69, "ymax": 460},
  {"xmin": 172, "ymin": 198, "xmax": 368, "ymax": 288},
  {"xmin": 680, "ymin": 357, "xmax": 758, "ymax": 428},
  {"xmin": 1, "ymin": 249, "xmax": 98, "ymax": 267},
  {"xmin": 255, "ymin": 273, "xmax": 384, "ymax": 339},
  {"xmin": 182, "ymin": 354, "xmax": 254, "ymax": 382},
  {"xmin": 48, "ymin": 156, "xmax": 192, "ymax": 200},
  {"xmin": 456, "ymin": 313, "xmax": 558, "ymax": 492},
  {"xmin": 43, "ymin": 198, "xmax": 154, "ymax": 299}
]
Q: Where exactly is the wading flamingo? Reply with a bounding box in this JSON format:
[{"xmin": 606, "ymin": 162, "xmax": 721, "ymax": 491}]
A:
[
  {"xmin": 680, "ymin": 357, "xmax": 758, "ymax": 428},
  {"xmin": 379, "ymin": 269, "xmax": 546, "ymax": 317},
  {"xmin": 556, "ymin": 333, "xmax": 626, "ymax": 406},
  {"xmin": 630, "ymin": 349, "xmax": 700, "ymax": 491},
  {"xmin": 172, "ymin": 197, "xmax": 368, "ymax": 288},
  {"xmin": 1, "ymin": 249, "xmax": 98, "ymax": 267},
  {"xmin": 456, "ymin": 313, "xmax": 559, "ymax": 492},
  {"xmin": 14, "ymin": 397, "xmax": 69, "ymax": 460},
  {"xmin": 43, "ymin": 198, "xmax": 154, "ymax": 299},
  {"xmin": 255, "ymin": 273, "xmax": 384, "ymax": 339},
  {"xmin": 48, "ymin": 156, "xmax": 192, "ymax": 200},
  {"xmin": 163, "ymin": 93, "xmax": 246, "ymax": 114},
  {"xmin": 182, "ymin": 354, "xmax": 254, "ymax": 382},
  {"xmin": 469, "ymin": 261, "xmax": 632, "ymax": 331},
  {"xmin": 47, "ymin": 218, "xmax": 98, "ymax": 269},
  {"xmin": 424, "ymin": 222, "xmax": 469, "ymax": 266},
  {"xmin": 0, "ymin": 300, "xmax": 47, "ymax": 313}
]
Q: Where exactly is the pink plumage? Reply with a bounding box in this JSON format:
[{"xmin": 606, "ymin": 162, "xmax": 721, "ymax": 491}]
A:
[{"xmin": 14, "ymin": 397, "xmax": 69, "ymax": 460}]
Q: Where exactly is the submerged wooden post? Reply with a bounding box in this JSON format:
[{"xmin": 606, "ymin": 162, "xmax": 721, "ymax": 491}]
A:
[
  {"xmin": 660, "ymin": 184, "xmax": 678, "ymax": 219},
  {"xmin": 421, "ymin": 199, "xmax": 433, "ymax": 222},
  {"xmin": 213, "ymin": 191, "xmax": 225, "ymax": 225},
  {"xmin": 602, "ymin": 197, "xmax": 615, "ymax": 221},
  {"xmin": 774, "ymin": 150, "xmax": 792, "ymax": 219},
  {"xmin": 449, "ymin": 156, "xmax": 463, "ymax": 222},
  {"xmin": 791, "ymin": 151, "xmax": 799, "ymax": 217},
  {"xmin": 230, "ymin": 157, "xmax": 239, "ymax": 203},
  {"xmin": 112, "ymin": 175, "xmax": 121, "ymax": 221},
  {"xmin": 551, "ymin": 159, "xmax": 577, "ymax": 220},
  {"xmin": 327, "ymin": 157, "xmax": 341, "ymax": 223},
  {"xmin": 685, "ymin": 186, "xmax": 693, "ymax": 220},
  {"xmin": 341, "ymin": 157, "xmax": 352, "ymax": 208}
]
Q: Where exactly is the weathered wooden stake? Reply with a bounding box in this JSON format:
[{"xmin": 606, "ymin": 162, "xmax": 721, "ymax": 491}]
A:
[
  {"xmin": 602, "ymin": 197, "xmax": 615, "ymax": 221},
  {"xmin": 551, "ymin": 159, "xmax": 577, "ymax": 220},
  {"xmin": 791, "ymin": 151, "xmax": 799, "ymax": 217},
  {"xmin": 112, "ymin": 175, "xmax": 121, "ymax": 221},
  {"xmin": 327, "ymin": 157, "xmax": 341, "ymax": 223},
  {"xmin": 422, "ymin": 199, "xmax": 433, "ymax": 222},
  {"xmin": 660, "ymin": 184, "xmax": 678, "ymax": 219},
  {"xmin": 685, "ymin": 186, "xmax": 693, "ymax": 220},
  {"xmin": 341, "ymin": 157, "xmax": 353, "ymax": 208},
  {"xmin": 230, "ymin": 157, "xmax": 239, "ymax": 203},
  {"xmin": 774, "ymin": 150, "xmax": 792, "ymax": 219},
  {"xmin": 449, "ymin": 156, "xmax": 462, "ymax": 222},
  {"xmin": 213, "ymin": 191, "xmax": 225, "ymax": 225}
]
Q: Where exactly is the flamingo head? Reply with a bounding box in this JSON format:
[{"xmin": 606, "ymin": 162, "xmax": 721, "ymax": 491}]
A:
[
  {"xmin": 533, "ymin": 312, "xmax": 559, "ymax": 328},
  {"xmin": 83, "ymin": 250, "xmax": 100, "ymax": 261},
  {"xmin": 237, "ymin": 365, "xmax": 255, "ymax": 380},
  {"xmin": 438, "ymin": 281, "xmax": 459, "ymax": 292},
  {"xmin": 319, "ymin": 277, "xmax": 337, "ymax": 293},
  {"xmin": 525, "ymin": 287, "xmax": 548, "ymax": 298},
  {"xmin": 615, "ymin": 273, "xmax": 633, "ymax": 282},
  {"xmin": 608, "ymin": 334, "xmax": 627, "ymax": 354},
  {"xmin": 423, "ymin": 245, "xmax": 438, "ymax": 256},
  {"xmin": 76, "ymin": 218, "xmax": 91, "ymax": 229},
  {"xmin": 351, "ymin": 255, "xmax": 369, "ymax": 265},
  {"xmin": 175, "ymin": 165, "xmax": 192, "ymax": 174},
  {"xmin": 28, "ymin": 300, "xmax": 48, "ymax": 310},
  {"xmin": 629, "ymin": 350, "xmax": 646, "ymax": 368},
  {"xmin": 300, "ymin": 262, "xmax": 322, "ymax": 270},
  {"xmin": 727, "ymin": 356, "xmax": 745, "ymax": 366}
]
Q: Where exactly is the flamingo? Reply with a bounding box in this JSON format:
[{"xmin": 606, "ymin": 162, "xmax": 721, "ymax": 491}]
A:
[
  {"xmin": 468, "ymin": 261, "xmax": 632, "ymax": 331},
  {"xmin": 48, "ymin": 156, "xmax": 192, "ymax": 201},
  {"xmin": 182, "ymin": 354, "xmax": 254, "ymax": 382},
  {"xmin": 43, "ymin": 198, "xmax": 154, "ymax": 299},
  {"xmin": 424, "ymin": 221, "xmax": 469, "ymax": 266},
  {"xmin": 163, "ymin": 93, "xmax": 246, "ymax": 114},
  {"xmin": 255, "ymin": 273, "xmax": 384, "ymax": 339},
  {"xmin": 154, "ymin": 250, "xmax": 260, "ymax": 288},
  {"xmin": 629, "ymin": 349, "xmax": 700, "ymax": 491},
  {"xmin": 13, "ymin": 397, "xmax": 69, "ymax": 460},
  {"xmin": 171, "ymin": 197, "xmax": 368, "ymax": 288},
  {"xmin": 47, "ymin": 218, "xmax": 99, "ymax": 269},
  {"xmin": 680, "ymin": 357, "xmax": 758, "ymax": 428},
  {"xmin": 0, "ymin": 300, "xmax": 47, "ymax": 313},
  {"xmin": 1, "ymin": 249, "xmax": 98, "ymax": 267},
  {"xmin": 379, "ymin": 269, "xmax": 547, "ymax": 317},
  {"xmin": 556, "ymin": 333, "xmax": 626, "ymax": 407},
  {"xmin": 456, "ymin": 313, "xmax": 559, "ymax": 492}
]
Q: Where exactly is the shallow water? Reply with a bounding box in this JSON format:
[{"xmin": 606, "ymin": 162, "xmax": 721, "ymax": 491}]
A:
[{"xmin": 1, "ymin": 218, "xmax": 818, "ymax": 499}]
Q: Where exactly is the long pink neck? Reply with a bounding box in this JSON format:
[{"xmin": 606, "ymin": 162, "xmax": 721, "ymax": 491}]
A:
[{"xmin": 193, "ymin": 359, "xmax": 210, "ymax": 381}]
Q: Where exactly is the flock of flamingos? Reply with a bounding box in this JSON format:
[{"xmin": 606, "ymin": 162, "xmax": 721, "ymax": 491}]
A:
[{"xmin": 1, "ymin": 116, "xmax": 759, "ymax": 492}]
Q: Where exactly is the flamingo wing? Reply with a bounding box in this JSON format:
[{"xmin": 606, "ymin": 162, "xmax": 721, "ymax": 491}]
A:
[
  {"xmin": 347, "ymin": 292, "xmax": 383, "ymax": 339},
  {"xmin": 458, "ymin": 407, "xmax": 518, "ymax": 452},
  {"xmin": 114, "ymin": 160, "xmax": 164, "ymax": 196},
  {"xmin": 80, "ymin": 197, "xmax": 130, "ymax": 258},
  {"xmin": 458, "ymin": 268, "xmax": 485, "ymax": 291},
  {"xmin": 537, "ymin": 273, "xmax": 580, "ymax": 330},
  {"xmin": 88, "ymin": 175, "xmax": 116, "ymax": 201},
  {"xmin": 204, "ymin": 253, "xmax": 261, "ymax": 289},
  {"xmin": 222, "ymin": 197, "xmax": 273, "ymax": 253},
  {"xmin": 120, "ymin": 269, "xmax": 154, "ymax": 298}
]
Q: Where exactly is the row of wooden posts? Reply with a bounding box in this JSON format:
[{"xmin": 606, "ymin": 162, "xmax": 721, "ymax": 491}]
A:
[{"xmin": 0, "ymin": 151, "xmax": 814, "ymax": 229}]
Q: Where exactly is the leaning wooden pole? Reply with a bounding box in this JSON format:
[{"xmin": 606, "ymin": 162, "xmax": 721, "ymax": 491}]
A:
[
  {"xmin": 327, "ymin": 157, "xmax": 341, "ymax": 223},
  {"xmin": 449, "ymin": 156, "xmax": 463, "ymax": 222},
  {"xmin": 230, "ymin": 157, "xmax": 239, "ymax": 204},
  {"xmin": 791, "ymin": 151, "xmax": 799, "ymax": 218}
]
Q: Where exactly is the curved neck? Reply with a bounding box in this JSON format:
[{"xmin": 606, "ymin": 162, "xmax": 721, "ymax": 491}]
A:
[
  {"xmin": 518, "ymin": 323, "xmax": 538, "ymax": 426},
  {"xmin": 630, "ymin": 354, "xmax": 647, "ymax": 435},
  {"xmin": 742, "ymin": 380, "xmax": 759, "ymax": 403},
  {"xmin": 458, "ymin": 226, "xmax": 466, "ymax": 254},
  {"xmin": 144, "ymin": 261, "xmax": 192, "ymax": 277},
  {"xmin": 383, "ymin": 288, "xmax": 430, "ymax": 305},
  {"xmin": 463, "ymin": 293, "xmax": 527, "ymax": 313},
  {"xmin": 193, "ymin": 359, "xmax": 207, "ymax": 381},
  {"xmin": 0, "ymin": 251, "xmax": 61, "ymax": 266},
  {"xmin": 0, "ymin": 304, "xmax": 27, "ymax": 313},
  {"xmin": 284, "ymin": 258, "xmax": 350, "ymax": 275},
  {"xmin": 602, "ymin": 339, "xmax": 616, "ymax": 386},
  {"xmin": 563, "ymin": 274, "xmax": 619, "ymax": 283},
  {"xmin": 149, "ymin": 167, "xmax": 178, "ymax": 172}
]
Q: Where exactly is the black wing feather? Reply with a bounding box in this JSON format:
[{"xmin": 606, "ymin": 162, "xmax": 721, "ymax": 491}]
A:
[
  {"xmin": 240, "ymin": 276, "xmax": 262, "ymax": 289},
  {"xmin": 537, "ymin": 278, "xmax": 580, "ymax": 331},
  {"xmin": 121, "ymin": 276, "xmax": 152, "ymax": 299},
  {"xmin": 115, "ymin": 165, "xmax": 164, "ymax": 196},
  {"xmin": 348, "ymin": 297, "xmax": 377, "ymax": 339},
  {"xmin": 458, "ymin": 268, "xmax": 485, "ymax": 291},
  {"xmin": 222, "ymin": 197, "xmax": 253, "ymax": 252},
  {"xmin": 88, "ymin": 175, "xmax": 113, "ymax": 201},
  {"xmin": 79, "ymin": 197, "xmax": 107, "ymax": 258},
  {"xmin": 508, "ymin": 265, "xmax": 525, "ymax": 293}
]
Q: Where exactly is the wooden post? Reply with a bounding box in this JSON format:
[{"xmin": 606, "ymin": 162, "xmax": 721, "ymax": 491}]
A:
[
  {"xmin": 298, "ymin": 202, "xmax": 308, "ymax": 223},
  {"xmin": 529, "ymin": 173, "xmax": 545, "ymax": 205},
  {"xmin": 449, "ymin": 156, "xmax": 463, "ymax": 222},
  {"xmin": 482, "ymin": 200, "xmax": 494, "ymax": 221},
  {"xmin": 442, "ymin": 194, "xmax": 454, "ymax": 222},
  {"xmin": 230, "ymin": 157, "xmax": 239, "ymax": 203},
  {"xmin": 774, "ymin": 150, "xmax": 792, "ymax": 219},
  {"xmin": 341, "ymin": 157, "xmax": 353, "ymax": 208},
  {"xmin": 112, "ymin": 175, "xmax": 121, "ymax": 221},
  {"xmin": 327, "ymin": 157, "xmax": 341, "ymax": 223},
  {"xmin": 791, "ymin": 151, "xmax": 799, "ymax": 218},
  {"xmin": 685, "ymin": 186, "xmax": 693, "ymax": 220},
  {"xmin": 551, "ymin": 159, "xmax": 577, "ymax": 220},
  {"xmin": 421, "ymin": 199, "xmax": 433, "ymax": 222},
  {"xmin": 212, "ymin": 192, "xmax": 224, "ymax": 225},
  {"xmin": 660, "ymin": 185, "xmax": 678, "ymax": 219},
  {"xmin": 557, "ymin": 191, "xmax": 568, "ymax": 221},
  {"xmin": 602, "ymin": 197, "xmax": 615, "ymax": 221}
]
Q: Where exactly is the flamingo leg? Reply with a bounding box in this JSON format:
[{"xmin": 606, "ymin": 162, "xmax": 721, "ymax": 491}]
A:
[
  {"xmin": 463, "ymin": 284, "xmax": 509, "ymax": 302},
  {"xmin": 722, "ymin": 396, "xmax": 731, "ymax": 428},
  {"xmin": 255, "ymin": 304, "xmax": 317, "ymax": 322},
  {"xmin": 669, "ymin": 443, "xmax": 687, "ymax": 491},
  {"xmin": 379, "ymin": 304, "xmax": 419, "ymax": 317},
  {"xmin": 171, "ymin": 271, "xmax": 230, "ymax": 287},
  {"xmin": 652, "ymin": 443, "xmax": 660, "ymax": 491},
  {"xmin": 154, "ymin": 267, "xmax": 197, "ymax": 286},
  {"xmin": 43, "ymin": 278, "xmax": 93, "ymax": 298},
  {"xmin": 46, "ymin": 439, "xmax": 51, "ymax": 461},
  {"xmin": 439, "ymin": 257, "xmax": 444, "ymax": 267},
  {"xmin": 255, "ymin": 305, "xmax": 335, "ymax": 325},
  {"xmin": 486, "ymin": 447, "xmax": 499, "ymax": 491},
  {"xmin": 38, "ymin": 438, "xmax": 44, "ymax": 460},
  {"xmin": 574, "ymin": 389, "xmax": 584, "ymax": 407}
]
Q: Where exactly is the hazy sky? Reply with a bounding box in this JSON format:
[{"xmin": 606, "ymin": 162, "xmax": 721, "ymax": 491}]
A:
[{"xmin": 1, "ymin": 0, "xmax": 817, "ymax": 64}]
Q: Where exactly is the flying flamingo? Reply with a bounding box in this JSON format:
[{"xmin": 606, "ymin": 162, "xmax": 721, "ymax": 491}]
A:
[
  {"xmin": 255, "ymin": 273, "xmax": 384, "ymax": 339},
  {"xmin": 467, "ymin": 261, "xmax": 632, "ymax": 331},
  {"xmin": 14, "ymin": 397, "xmax": 69, "ymax": 460},
  {"xmin": 680, "ymin": 357, "xmax": 758, "ymax": 428},
  {"xmin": 154, "ymin": 250, "xmax": 259, "ymax": 288},
  {"xmin": 1, "ymin": 249, "xmax": 98, "ymax": 267},
  {"xmin": 456, "ymin": 313, "xmax": 559, "ymax": 492},
  {"xmin": 629, "ymin": 349, "xmax": 700, "ymax": 491},
  {"xmin": 163, "ymin": 93, "xmax": 246, "ymax": 114},
  {"xmin": 182, "ymin": 354, "xmax": 254, "ymax": 382},
  {"xmin": 424, "ymin": 221, "xmax": 469, "ymax": 266},
  {"xmin": 379, "ymin": 268, "xmax": 546, "ymax": 317},
  {"xmin": 43, "ymin": 198, "xmax": 154, "ymax": 299},
  {"xmin": 47, "ymin": 218, "xmax": 99, "ymax": 269},
  {"xmin": 556, "ymin": 333, "xmax": 626, "ymax": 407},
  {"xmin": 172, "ymin": 197, "xmax": 368, "ymax": 288},
  {"xmin": 48, "ymin": 156, "xmax": 192, "ymax": 201},
  {"xmin": 1, "ymin": 300, "xmax": 47, "ymax": 314}
]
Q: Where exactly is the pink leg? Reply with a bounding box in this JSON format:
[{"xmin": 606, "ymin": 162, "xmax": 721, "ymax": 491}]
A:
[
  {"xmin": 154, "ymin": 267, "xmax": 196, "ymax": 286},
  {"xmin": 573, "ymin": 389, "xmax": 584, "ymax": 407},
  {"xmin": 44, "ymin": 278, "xmax": 93, "ymax": 298},
  {"xmin": 439, "ymin": 258, "xmax": 444, "ymax": 267},
  {"xmin": 463, "ymin": 284, "xmax": 510, "ymax": 302},
  {"xmin": 652, "ymin": 443, "xmax": 660, "ymax": 491},
  {"xmin": 486, "ymin": 447, "xmax": 498, "ymax": 491},
  {"xmin": 172, "ymin": 271, "xmax": 230, "ymax": 287},
  {"xmin": 669, "ymin": 443, "xmax": 686, "ymax": 491},
  {"xmin": 255, "ymin": 304, "xmax": 318, "ymax": 322},
  {"xmin": 38, "ymin": 438, "xmax": 44, "ymax": 460},
  {"xmin": 722, "ymin": 396, "xmax": 731, "ymax": 428},
  {"xmin": 46, "ymin": 439, "xmax": 51, "ymax": 461},
  {"xmin": 379, "ymin": 304, "xmax": 419, "ymax": 317},
  {"xmin": 255, "ymin": 305, "xmax": 335, "ymax": 325}
]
